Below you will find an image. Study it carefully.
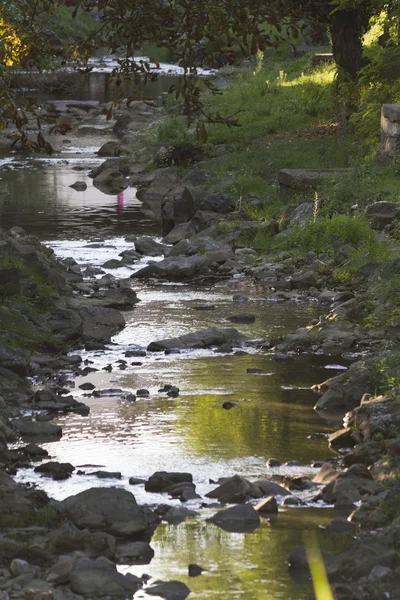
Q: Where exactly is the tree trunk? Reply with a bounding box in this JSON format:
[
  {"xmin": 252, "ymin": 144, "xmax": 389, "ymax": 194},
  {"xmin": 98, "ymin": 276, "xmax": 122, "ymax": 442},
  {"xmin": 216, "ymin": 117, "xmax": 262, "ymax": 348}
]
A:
[{"xmin": 329, "ymin": 8, "xmax": 369, "ymax": 81}]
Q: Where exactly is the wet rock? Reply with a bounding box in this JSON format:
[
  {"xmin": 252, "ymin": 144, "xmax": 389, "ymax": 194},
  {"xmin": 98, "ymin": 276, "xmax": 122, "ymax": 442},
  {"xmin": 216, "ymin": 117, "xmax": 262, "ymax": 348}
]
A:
[
  {"xmin": 22, "ymin": 444, "xmax": 49, "ymax": 459},
  {"xmin": 79, "ymin": 382, "xmax": 95, "ymax": 391},
  {"xmin": 34, "ymin": 461, "xmax": 74, "ymax": 480},
  {"xmin": 93, "ymin": 471, "xmax": 122, "ymax": 479},
  {"xmin": 188, "ymin": 564, "xmax": 204, "ymax": 577},
  {"xmin": 313, "ymin": 463, "xmax": 340, "ymax": 485},
  {"xmin": 69, "ymin": 181, "xmax": 87, "ymax": 191},
  {"xmin": 206, "ymin": 475, "xmax": 261, "ymax": 503},
  {"xmin": 247, "ymin": 368, "xmax": 263, "ymax": 374},
  {"xmin": 325, "ymin": 517, "xmax": 357, "ymax": 533},
  {"xmin": 125, "ymin": 349, "xmax": 147, "ymax": 357},
  {"xmin": 328, "ymin": 428, "xmax": 358, "ymax": 449},
  {"xmin": 266, "ymin": 458, "xmax": 282, "ymax": 468},
  {"xmin": 132, "ymin": 255, "xmax": 208, "ymax": 281},
  {"xmin": 282, "ymin": 496, "xmax": 304, "ymax": 506},
  {"xmin": 147, "ymin": 326, "xmax": 247, "ymax": 352},
  {"xmin": 134, "ymin": 236, "xmax": 166, "ymax": 256},
  {"xmin": 75, "ymin": 305, "xmax": 125, "ymax": 343},
  {"xmin": 146, "ymin": 580, "xmax": 191, "ymax": 599},
  {"xmin": 163, "ymin": 506, "xmax": 199, "ymax": 525},
  {"xmin": 254, "ymin": 496, "xmax": 278, "ymax": 514},
  {"xmin": 222, "ymin": 401, "xmax": 239, "ymax": 410},
  {"xmin": 102, "ymin": 259, "xmax": 124, "ymax": 268},
  {"xmin": 226, "ymin": 313, "xmax": 256, "ymax": 324},
  {"xmin": 60, "ymin": 487, "xmax": 159, "ymax": 538},
  {"xmin": 166, "ymin": 482, "xmax": 198, "ymax": 500},
  {"xmin": 97, "ymin": 140, "xmax": 119, "ymax": 157},
  {"xmin": 145, "ymin": 471, "xmax": 193, "ymax": 493},
  {"xmin": 116, "ymin": 540, "xmax": 154, "ymax": 564},
  {"xmin": 252, "ymin": 479, "xmax": 291, "ymax": 497},
  {"xmin": 129, "ymin": 477, "xmax": 146, "ymax": 485},
  {"xmin": 208, "ymin": 504, "xmax": 260, "ymax": 533},
  {"xmin": 69, "ymin": 556, "xmax": 142, "ymax": 596},
  {"xmin": 93, "ymin": 169, "xmax": 128, "ymax": 195},
  {"xmin": 136, "ymin": 388, "xmax": 150, "ymax": 397},
  {"xmin": 14, "ymin": 420, "xmax": 62, "ymax": 440}
]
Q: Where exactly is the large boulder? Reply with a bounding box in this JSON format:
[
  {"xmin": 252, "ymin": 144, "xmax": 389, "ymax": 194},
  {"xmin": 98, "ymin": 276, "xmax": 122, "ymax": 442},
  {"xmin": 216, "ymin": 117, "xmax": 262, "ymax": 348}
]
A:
[
  {"xmin": 147, "ymin": 326, "xmax": 247, "ymax": 352},
  {"xmin": 199, "ymin": 192, "xmax": 234, "ymax": 214},
  {"xmin": 208, "ymin": 504, "xmax": 260, "ymax": 533},
  {"xmin": 366, "ymin": 201, "xmax": 400, "ymax": 229},
  {"xmin": 134, "ymin": 237, "xmax": 167, "ymax": 257},
  {"xmin": 145, "ymin": 471, "xmax": 193, "ymax": 493},
  {"xmin": 0, "ymin": 343, "xmax": 30, "ymax": 376},
  {"xmin": 131, "ymin": 255, "xmax": 208, "ymax": 281},
  {"xmin": 76, "ymin": 305, "xmax": 125, "ymax": 343},
  {"xmin": 205, "ymin": 475, "xmax": 261, "ymax": 503},
  {"xmin": 60, "ymin": 487, "xmax": 159, "ymax": 538},
  {"xmin": 14, "ymin": 420, "xmax": 62, "ymax": 440},
  {"xmin": 69, "ymin": 556, "xmax": 142, "ymax": 596},
  {"xmin": 137, "ymin": 167, "xmax": 180, "ymax": 223}
]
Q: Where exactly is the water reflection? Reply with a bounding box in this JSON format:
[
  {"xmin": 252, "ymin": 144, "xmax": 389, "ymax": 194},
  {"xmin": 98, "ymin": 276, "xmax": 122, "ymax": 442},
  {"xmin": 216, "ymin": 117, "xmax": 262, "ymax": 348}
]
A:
[
  {"xmin": 124, "ymin": 510, "xmax": 335, "ymax": 600},
  {"xmin": 0, "ymin": 161, "xmax": 159, "ymax": 238}
]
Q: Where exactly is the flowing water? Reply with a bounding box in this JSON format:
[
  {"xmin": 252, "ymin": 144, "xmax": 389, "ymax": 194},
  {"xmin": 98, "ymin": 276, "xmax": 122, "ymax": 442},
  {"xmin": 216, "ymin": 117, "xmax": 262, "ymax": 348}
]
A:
[{"xmin": 0, "ymin": 74, "xmax": 348, "ymax": 599}]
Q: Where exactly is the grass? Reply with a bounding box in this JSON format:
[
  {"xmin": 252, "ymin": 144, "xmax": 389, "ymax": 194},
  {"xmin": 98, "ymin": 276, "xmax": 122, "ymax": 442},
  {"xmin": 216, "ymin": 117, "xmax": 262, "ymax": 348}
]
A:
[
  {"xmin": 204, "ymin": 52, "xmax": 338, "ymax": 145},
  {"xmin": 0, "ymin": 506, "xmax": 66, "ymax": 529}
]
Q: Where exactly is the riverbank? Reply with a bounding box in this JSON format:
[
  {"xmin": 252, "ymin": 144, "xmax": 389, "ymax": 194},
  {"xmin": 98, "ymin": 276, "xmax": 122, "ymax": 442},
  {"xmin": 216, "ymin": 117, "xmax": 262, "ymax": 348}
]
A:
[{"xmin": 1, "ymin": 51, "xmax": 400, "ymax": 599}]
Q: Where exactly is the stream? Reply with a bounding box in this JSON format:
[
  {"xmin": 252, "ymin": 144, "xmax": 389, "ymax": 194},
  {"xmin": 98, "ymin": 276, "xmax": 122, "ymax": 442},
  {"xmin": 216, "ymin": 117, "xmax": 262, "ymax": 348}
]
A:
[{"xmin": 0, "ymin": 69, "xmax": 348, "ymax": 599}]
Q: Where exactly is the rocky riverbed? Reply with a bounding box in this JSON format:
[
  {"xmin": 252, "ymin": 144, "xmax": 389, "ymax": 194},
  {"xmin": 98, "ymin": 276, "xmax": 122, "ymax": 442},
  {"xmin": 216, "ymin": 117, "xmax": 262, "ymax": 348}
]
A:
[{"xmin": 1, "ymin": 88, "xmax": 400, "ymax": 600}]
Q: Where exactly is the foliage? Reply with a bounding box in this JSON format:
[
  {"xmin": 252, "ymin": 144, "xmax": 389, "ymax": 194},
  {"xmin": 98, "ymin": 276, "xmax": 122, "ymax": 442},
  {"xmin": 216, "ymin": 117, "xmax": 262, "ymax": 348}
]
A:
[
  {"xmin": 373, "ymin": 353, "xmax": 400, "ymax": 399},
  {"xmin": 276, "ymin": 214, "xmax": 375, "ymax": 255}
]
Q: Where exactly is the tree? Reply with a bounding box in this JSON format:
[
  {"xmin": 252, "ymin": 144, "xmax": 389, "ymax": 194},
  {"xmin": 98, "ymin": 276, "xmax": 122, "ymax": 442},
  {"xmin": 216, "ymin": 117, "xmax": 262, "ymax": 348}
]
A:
[{"xmin": 0, "ymin": 0, "xmax": 397, "ymax": 146}]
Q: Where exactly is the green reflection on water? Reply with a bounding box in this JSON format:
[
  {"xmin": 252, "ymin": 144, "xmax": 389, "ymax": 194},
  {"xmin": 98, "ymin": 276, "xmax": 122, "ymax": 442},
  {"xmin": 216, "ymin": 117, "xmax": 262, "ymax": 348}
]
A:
[{"xmin": 126, "ymin": 509, "xmax": 336, "ymax": 600}]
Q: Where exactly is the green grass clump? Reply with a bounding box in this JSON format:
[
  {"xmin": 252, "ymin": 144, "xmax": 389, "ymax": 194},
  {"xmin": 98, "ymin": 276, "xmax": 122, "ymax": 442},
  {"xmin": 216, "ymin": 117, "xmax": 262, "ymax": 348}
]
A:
[
  {"xmin": 0, "ymin": 506, "xmax": 65, "ymax": 529},
  {"xmin": 278, "ymin": 214, "xmax": 375, "ymax": 255}
]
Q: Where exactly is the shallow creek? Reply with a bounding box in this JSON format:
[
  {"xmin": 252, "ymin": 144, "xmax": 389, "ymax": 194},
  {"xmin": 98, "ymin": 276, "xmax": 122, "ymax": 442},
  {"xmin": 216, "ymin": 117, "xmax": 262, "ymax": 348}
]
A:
[{"xmin": 0, "ymin": 149, "xmax": 350, "ymax": 599}]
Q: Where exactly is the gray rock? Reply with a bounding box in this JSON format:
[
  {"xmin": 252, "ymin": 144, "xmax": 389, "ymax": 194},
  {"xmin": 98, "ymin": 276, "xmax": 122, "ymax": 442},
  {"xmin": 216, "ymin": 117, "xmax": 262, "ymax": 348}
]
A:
[
  {"xmin": 93, "ymin": 169, "xmax": 128, "ymax": 195},
  {"xmin": 0, "ymin": 343, "xmax": 30, "ymax": 376},
  {"xmin": 69, "ymin": 181, "xmax": 87, "ymax": 191},
  {"xmin": 135, "ymin": 237, "xmax": 166, "ymax": 256},
  {"xmin": 162, "ymin": 222, "xmax": 197, "ymax": 244},
  {"xmin": 208, "ymin": 504, "xmax": 260, "ymax": 533},
  {"xmin": 366, "ymin": 201, "xmax": 400, "ymax": 229},
  {"xmin": 34, "ymin": 461, "xmax": 74, "ymax": 480},
  {"xmin": 163, "ymin": 506, "xmax": 199, "ymax": 524},
  {"xmin": 226, "ymin": 313, "xmax": 256, "ymax": 324},
  {"xmin": 97, "ymin": 141, "xmax": 119, "ymax": 157},
  {"xmin": 60, "ymin": 487, "xmax": 159, "ymax": 538},
  {"xmin": 147, "ymin": 326, "xmax": 247, "ymax": 352},
  {"xmin": 132, "ymin": 255, "xmax": 208, "ymax": 281},
  {"xmin": 205, "ymin": 475, "xmax": 260, "ymax": 503},
  {"xmin": 252, "ymin": 479, "xmax": 291, "ymax": 496},
  {"xmin": 145, "ymin": 471, "xmax": 193, "ymax": 493},
  {"xmin": 254, "ymin": 496, "xmax": 278, "ymax": 514},
  {"xmin": 76, "ymin": 305, "xmax": 125, "ymax": 343},
  {"xmin": 69, "ymin": 556, "xmax": 141, "ymax": 596},
  {"xmin": 14, "ymin": 420, "xmax": 62, "ymax": 439},
  {"xmin": 199, "ymin": 192, "xmax": 234, "ymax": 214},
  {"xmin": 116, "ymin": 541, "xmax": 154, "ymax": 564},
  {"xmin": 146, "ymin": 580, "xmax": 191, "ymax": 599}
]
